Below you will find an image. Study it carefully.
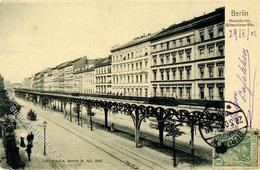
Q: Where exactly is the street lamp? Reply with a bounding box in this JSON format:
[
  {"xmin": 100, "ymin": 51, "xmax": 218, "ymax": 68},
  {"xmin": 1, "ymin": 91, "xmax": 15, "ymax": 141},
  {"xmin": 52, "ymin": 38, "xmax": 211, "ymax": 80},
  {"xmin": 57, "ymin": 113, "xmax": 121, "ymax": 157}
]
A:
[{"xmin": 42, "ymin": 121, "xmax": 47, "ymax": 155}]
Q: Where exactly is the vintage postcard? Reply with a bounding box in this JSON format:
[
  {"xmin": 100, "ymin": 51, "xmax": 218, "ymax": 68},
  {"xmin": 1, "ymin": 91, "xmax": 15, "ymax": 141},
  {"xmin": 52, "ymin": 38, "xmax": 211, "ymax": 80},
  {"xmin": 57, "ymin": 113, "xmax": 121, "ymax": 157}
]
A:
[{"xmin": 0, "ymin": 0, "xmax": 259, "ymax": 170}]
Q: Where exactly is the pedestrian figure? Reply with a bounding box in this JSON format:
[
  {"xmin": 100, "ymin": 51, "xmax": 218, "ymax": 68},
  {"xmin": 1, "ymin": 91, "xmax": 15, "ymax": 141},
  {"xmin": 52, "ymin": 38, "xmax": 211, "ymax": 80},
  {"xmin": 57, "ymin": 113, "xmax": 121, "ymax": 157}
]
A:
[
  {"xmin": 27, "ymin": 132, "xmax": 34, "ymax": 145},
  {"xmin": 110, "ymin": 123, "xmax": 115, "ymax": 132},
  {"xmin": 25, "ymin": 144, "xmax": 33, "ymax": 161},
  {"xmin": 20, "ymin": 137, "xmax": 26, "ymax": 147}
]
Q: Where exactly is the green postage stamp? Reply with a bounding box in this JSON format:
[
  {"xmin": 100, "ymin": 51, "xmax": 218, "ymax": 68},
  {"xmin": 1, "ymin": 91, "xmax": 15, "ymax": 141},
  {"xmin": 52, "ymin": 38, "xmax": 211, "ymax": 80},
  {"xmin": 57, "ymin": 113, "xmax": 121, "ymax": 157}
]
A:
[{"xmin": 214, "ymin": 131, "xmax": 258, "ymax": 167}]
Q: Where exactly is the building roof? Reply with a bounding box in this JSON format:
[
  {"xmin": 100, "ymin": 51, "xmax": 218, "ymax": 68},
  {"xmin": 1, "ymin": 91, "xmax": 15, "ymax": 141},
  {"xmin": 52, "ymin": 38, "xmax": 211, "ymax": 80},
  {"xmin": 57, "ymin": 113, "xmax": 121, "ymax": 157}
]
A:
[
  {"xmin": 150, "ymin": 7, "xmax": 224, "ymax": 41},
  {"xmin": 73, "ymin": 58, "xmax": 103, "ymax": 74},
  {"xmin": 111, "ymin": 33, "xmax": 152, "ymax": 52},
  {"xmin": 73, "ymin": 67, "xmax": 95, "ymax": 74},
  {"xmin": 94, "ymin": 56, "xmax": 112, "ymax": 68}
]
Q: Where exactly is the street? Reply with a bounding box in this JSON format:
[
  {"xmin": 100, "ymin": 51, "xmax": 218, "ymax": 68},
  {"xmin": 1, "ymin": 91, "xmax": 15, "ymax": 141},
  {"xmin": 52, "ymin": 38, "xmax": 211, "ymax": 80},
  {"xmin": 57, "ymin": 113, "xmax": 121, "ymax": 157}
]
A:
[{"xmin": 13, "ymin": 96, "xmax": 193, "ymax": 170}]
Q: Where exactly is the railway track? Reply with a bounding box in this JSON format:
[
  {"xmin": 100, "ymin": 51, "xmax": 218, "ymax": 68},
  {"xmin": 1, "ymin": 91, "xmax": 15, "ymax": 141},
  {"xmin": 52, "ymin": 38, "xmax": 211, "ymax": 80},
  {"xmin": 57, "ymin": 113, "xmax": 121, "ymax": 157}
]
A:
[{"xmin": 22, "ymin": 101, "xmax": 168, "ymax": 170}]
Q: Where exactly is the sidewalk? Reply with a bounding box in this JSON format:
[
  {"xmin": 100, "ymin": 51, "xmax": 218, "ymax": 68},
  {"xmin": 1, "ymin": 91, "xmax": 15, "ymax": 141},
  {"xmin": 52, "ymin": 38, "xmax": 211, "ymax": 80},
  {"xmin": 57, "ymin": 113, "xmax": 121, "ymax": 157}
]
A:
[{"xmin": 13, "ymin": 107, "xmax": 64, "ymax": 170}]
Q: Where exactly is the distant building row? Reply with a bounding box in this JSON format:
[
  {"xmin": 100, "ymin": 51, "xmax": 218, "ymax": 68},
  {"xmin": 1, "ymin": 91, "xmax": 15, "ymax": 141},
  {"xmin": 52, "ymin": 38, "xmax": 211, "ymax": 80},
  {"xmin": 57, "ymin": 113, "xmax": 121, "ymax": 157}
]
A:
[{"xmin": 22, "ymin": 7, "xmax": 225, "ymax": 101}]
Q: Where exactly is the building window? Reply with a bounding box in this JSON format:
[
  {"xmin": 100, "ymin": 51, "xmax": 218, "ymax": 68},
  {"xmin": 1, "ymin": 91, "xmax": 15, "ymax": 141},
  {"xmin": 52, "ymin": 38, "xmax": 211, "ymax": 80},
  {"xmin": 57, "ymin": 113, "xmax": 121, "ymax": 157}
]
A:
[
  {"xmin": 145, "ymin": 60, "xmax": 148, "ymax": 68},
  {"xmin": 131, "ymin": 52, "xmax": 134, "ymax": 58},
  {"xmin": 160, "ymin": 44, "xmax": 163, "ymax": 51},
  {"xmin": 179, "ymin": 52, "xmax": 183, "ymax": 62},
  {"xmin": 186, "ymin": 50, "xmax": 191, "ymax": 61},
  {"xmin": 218, "ymin": 66, "xmax": 224, "ymax": 77},
  {"xmin": 153, "ymin": 87, "xmax": 157, "ymax": 97},
  {"xmin": 166, "ymin": 54, "xmax": 170, "ymax": 64},
  {"xmin": 140, "ymin": 62, "xmax": 142, "ymax": 70},
  {"xmin": 209, "ymin": 46, "xmax": 214, "ymax": 57},
  {"xmin": 136, "ymin": 75, "xmax": 138, "ymax": 83},
  {"xmin": 208, "ymin": 28, "xmax": 214, "ymax": 39},
  {"xmin": 218, "ymin": 45, "xmax": 224, "ymax": 56},
  {"xmin": 200, "ymin": 31, "xmax": 204, "ymax": 41},
  {"xmin": 166, "ymin": 87, "xmax": 170, "ymax": 97},
  {"xmin": 145, "ymin": 88, "xmax": 148, "ymax": 97},
  {"xmin": 172, "ymin": 52, "xmax": 176, "ymax": 63},
  {"xmin": 200, "ymin": 87, "xmax": 204, "ymax": 99},
  {"xmin": 166, "ymin": 42, "xmax": 169, "ymax": 49},
  {"xmin": 208, "ymin": 87, "xmax": 214, "ymax": 100},
  {"xmin": 172, "ymin": 69, "xmax": 176, "ymax": 80},
  {"xmin": 187, "ymin": 36, "xmax": 191, "ymax": 45},
  {"xmin": 152, "ymin": 45, "xmax": 156, "ymax": 52},
  {"xmin": 166, "ymin": 70, "xmax": 170, "ymax": 80},
  {"xmin": 145, "ymin": 74, "xmax": 148, "ymax": 82},
  {"xmin": 200, "ymin": 67, "xmax": 204, "ymax": 78},
  {"xmin": 153, "ymin": 55, "xmax": 157, "ymax": 65},
  {"xmin": 186, "ymin": 87, "xmax": 191, "ymax": 99},
  {"xmin": 160, "ymin": 87, "xmax": 164, "ymax": 97},
  {"xmin": 172, "ymin": 40, "xmax": 176, "ymax": 48},
  {"xmin": 179, "ymin": 39, "xmax": 183, "ymax": 46},
  {"xmin": 160, "ymin": 71, "xmax": 164, "ymax": 80},
  {"xmin": 172, "ymin": 87, "xmax": 176, "ymax": 97},
  {"xmin": 218, "ymin": 86, "xmax": 224, "ymax": 100},
  {"xmin": 179, "ymin": 69, "xmax": 183, "ymax": 80},
  {"xmin": 153, "ymin": 71, "xmax": 157, "ymax": 81},
  {"xmin": 136, "ymin": 63, "xmax": 138, "ymax": 70},
  {"xmin": 140, "ymin": 75, "xmax": 142, "ymax": 83},
  {"xmin": 186, "ymin": 69, "xmax": 191, "ymax": 80},
  {"xmin": 179, "ymin": 88, "xmax": 183, "ymax": 98},
  {"xmin": 208, "ymin": 66, "xmax": 214, "ymax": 78},
  {"xmin": 199, "ymin": 48, "xmax": 205, "ymax": 58},
  {"xmin": 218, "ymin": 26, "xmax": 224, "ymax": 36},
  {"xmin": 160, "ymin": 55, "xmax": 164, "ymax": 65}
]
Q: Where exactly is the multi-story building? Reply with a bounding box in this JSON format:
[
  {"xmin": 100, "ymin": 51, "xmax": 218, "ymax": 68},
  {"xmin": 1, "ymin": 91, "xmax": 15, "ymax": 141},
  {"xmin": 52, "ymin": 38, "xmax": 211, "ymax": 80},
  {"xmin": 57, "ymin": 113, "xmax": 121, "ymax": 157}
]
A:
[
  {"xmin": 111, "ymin": 34, "xmax": 151, "ymax": 97},
  {"xmin": 73, "ymin": 57, "xmax": 101, "ymax": 93},
  {"xmin": 73, "ymin": 57, "xmax": 87, "ymax": 93},
  {"xmin": 82, "ymin": 68, "xmax": 96, "ymax": 94},
  {"xmin": 33, "ymin": 72, "xmax": 44, "ymax": 91},
  {"xmin": 22, "ymin": 76, "xmax": 33, "ymax": 89},
  {"xmin": 64, "ymin": 62, "xmax": 74, "ymax": 93},
  {"xmin": 51, "ymin": 67, "xmax": 59, "ymax": 92},
  {"xmin": 57, "ymin": 61, "xmax": 71, "ymax": 92},
  {"xmin": 95, "ymin": 56, "xmax": 112, "ymax": 94},
  {"xmin": 43, "ymin": 68, "xmax": 52, "ymax": 91},
  {"xmin": 149, "ymin": 7, "xmax": 225, "ymax": 100}
]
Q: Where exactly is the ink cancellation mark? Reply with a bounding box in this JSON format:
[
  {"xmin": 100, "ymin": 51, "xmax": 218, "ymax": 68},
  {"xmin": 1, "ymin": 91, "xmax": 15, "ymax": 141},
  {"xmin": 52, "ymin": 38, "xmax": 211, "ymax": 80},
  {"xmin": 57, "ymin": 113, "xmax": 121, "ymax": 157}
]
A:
[{"xmin": 199, "ymin": 101, "xmax": 248, "ymax": 150}]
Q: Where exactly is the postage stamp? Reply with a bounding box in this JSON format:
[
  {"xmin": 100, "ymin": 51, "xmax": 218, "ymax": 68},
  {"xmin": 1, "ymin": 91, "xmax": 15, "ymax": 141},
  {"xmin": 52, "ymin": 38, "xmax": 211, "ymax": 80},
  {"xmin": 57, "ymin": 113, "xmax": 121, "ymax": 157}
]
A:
[{"xmin": 214, "ymin": 131, "xmax": 258, "ymax": 167}]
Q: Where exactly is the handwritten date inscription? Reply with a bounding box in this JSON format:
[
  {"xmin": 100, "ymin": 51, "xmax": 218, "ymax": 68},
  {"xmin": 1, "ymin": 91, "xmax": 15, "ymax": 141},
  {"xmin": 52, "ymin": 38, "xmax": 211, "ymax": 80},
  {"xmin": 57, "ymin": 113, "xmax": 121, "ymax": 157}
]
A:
[{"xmin": 229, "ymin": 28, "xmax": 256, "ymax": 40}]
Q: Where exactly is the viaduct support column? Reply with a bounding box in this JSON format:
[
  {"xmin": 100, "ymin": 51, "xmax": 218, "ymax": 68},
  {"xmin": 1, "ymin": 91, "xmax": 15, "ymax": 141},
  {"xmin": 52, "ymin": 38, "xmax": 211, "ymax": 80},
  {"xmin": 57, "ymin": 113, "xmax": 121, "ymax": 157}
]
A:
[{"xmin": 104, "ymin": 108, "xmax": 108, "ymax": 128}]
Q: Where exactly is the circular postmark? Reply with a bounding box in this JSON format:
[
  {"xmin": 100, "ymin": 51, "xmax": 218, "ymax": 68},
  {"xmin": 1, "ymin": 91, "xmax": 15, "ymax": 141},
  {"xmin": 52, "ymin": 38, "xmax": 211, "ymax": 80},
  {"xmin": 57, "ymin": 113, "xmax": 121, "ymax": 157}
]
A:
[{"xmin": 199, "ymin": 101, "xmax": 248, "ymax": 151}]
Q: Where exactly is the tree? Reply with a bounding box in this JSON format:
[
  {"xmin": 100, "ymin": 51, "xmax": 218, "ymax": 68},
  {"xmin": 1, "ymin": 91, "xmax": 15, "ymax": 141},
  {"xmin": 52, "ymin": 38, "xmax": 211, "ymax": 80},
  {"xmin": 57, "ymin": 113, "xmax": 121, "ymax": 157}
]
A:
[
  {"xmin": 0, "ymin": 89, "xmax": 21, "ymax": 117},
  {"xmin": 148, "ymin": 107, "xmax": 169, "ymax": 147},
  {"xmin": 165, "ymin": 119, "xmax": 185, "ymax": 167}
]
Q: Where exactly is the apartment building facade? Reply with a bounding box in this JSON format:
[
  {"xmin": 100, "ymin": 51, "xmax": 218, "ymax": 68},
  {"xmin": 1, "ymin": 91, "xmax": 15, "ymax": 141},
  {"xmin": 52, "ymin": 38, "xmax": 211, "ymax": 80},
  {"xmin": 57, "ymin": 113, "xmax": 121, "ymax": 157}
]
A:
[
  {"xmin": 43, "ymin": 68, "xmax": 52, "ymax": 91},
  {"xmin": 111, "ymin": 34, "xmax": 151, "ymax": 97},
  {"xmin": 33, "ymin": 72, "xmax": 44, "ymax": 91},
  {"xmin": 95, "ymin": 56, "xmax": 112, "ymax": 94},
  {"xmin": 150, "ymin": 7, "xmax": 225, "ymax": 100},
  {"xmin": 64, "ymin": 63, "xmax": 74, "ymax": 93},
  {"xmin": 51, "ymin": 67, "xmax": 59, "ymax": 92}
]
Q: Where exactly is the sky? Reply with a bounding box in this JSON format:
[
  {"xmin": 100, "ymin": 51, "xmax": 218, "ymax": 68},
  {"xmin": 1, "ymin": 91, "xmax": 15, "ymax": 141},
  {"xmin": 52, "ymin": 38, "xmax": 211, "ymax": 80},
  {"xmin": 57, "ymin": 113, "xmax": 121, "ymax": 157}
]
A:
[{"xmin": 0, "ymin": 0, "xmax": 224, "ymax": 83}]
